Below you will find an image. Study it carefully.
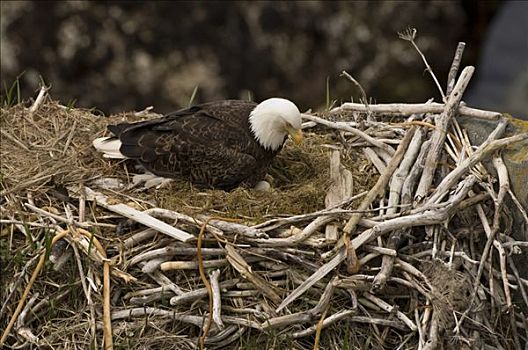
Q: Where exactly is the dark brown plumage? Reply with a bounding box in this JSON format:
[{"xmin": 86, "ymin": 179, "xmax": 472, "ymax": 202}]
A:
[{"xmin": 106, "ymin": 100, "xmax": 280, "ymax": 190}]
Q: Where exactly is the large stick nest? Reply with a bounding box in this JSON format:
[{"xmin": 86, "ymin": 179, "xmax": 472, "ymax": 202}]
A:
[{"xmin": 1, "ymin": 81, "xmax": 528, "ymax": 349}]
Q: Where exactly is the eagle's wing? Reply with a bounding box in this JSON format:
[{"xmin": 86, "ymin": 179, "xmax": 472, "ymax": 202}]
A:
[{"xmin": 109, "ymin": 105, "xmax": 264, "ymax": 189}]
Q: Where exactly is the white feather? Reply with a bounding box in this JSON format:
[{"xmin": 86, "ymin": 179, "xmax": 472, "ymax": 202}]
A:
[
  {"xmin": 249, "ymin": 98, "xmax": 301, "ymax": 151},
  {"xmin": 92, "ymin": 137, "xmax": 126, "ymax": 159}
]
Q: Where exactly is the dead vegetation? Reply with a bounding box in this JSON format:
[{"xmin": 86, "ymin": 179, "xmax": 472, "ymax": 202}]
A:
[{"xmin": 1, "ymin": 39, "xmax": 528, "ymax": 350}]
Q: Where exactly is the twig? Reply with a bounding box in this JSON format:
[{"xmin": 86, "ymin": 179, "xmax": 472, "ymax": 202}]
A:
[
  {"xmin": 344, "ymin": 127, "xmax": 417, "ymax": 235},
  {"xmin": 252, "ymin": 190, "xmax": 368, "ymax": 231},
  {"xmin": 446, "ymin": 42, "xmax": 466, "ymax": 96},
  {"xmin": 84, "ymin": 187, "xmax": 193, "ymax": 242},
  {"xmin": 331, "ymin": 102, "xmax": 501, "ymax": 120},
  {"xmin": 225, "ymin": 244, "xmax": 281, "ymax": 303},
  {"xmin": 313, "ymin": 304, "xmax": 329, "ymax": 350},
  {"xmin": 301, "ymin": 114, "xmax": 395, "ymax": 155},
  {"xmin": 15, "ymin": 292, "xmax": 39, "ymax": 330},
  {"xmin": 508, "ymin": 189, "xmax": 528, "ymax": 225},
  {"xmin": 363, "ymin": 147, "xmax": 387, "ymax": 174},
  {"xmin": 209, "ymin": 269, "xmax": 225, "ymax": 330},
  {"xmin": 426, "ymin": 132, "xmax": 526, "ymax": 206},
  {"xmin": 507, "ymin": 256, "xmax": 528, "ymax": 308},
  {"xmin": 28, "ymin": 85, "xmax": 49, "ymax": 114},
  {"xmin": 422, "ymin": 311, "xmax": 440, "ymax": 350},
  {"xmin": 362, "ymin": 293, "xmax": 417, "ymax": 331},
  {"xmin": 399, "ymin": 28, "xmax": 446, "ymax": 101},
  {"xmin": 373, "ymin": 128, "xmax": 424, "ymax": 290},
  {"xmin": 160, "ymin": 259, "xmax": 228, "ymax": 270},
  {"xmin": 264, "ymin": 276, "xmax": 337, "ymax": 329},
  {"xmin": 415, "ymin": 66, "xmax": 474, "ymax": 201},
  {"xmin": 170, "ymin": 279, "xmax": 239, "ymax": 306},
  {"xmin": 72, "ymin": 244, "xmax": 97, "ymax": 348},
  {"xmin": 291, "ymin": 312, "xmax": 407, "ymax": 338},
  {"xmin": 340, "ymin": 70, "xmax": 371, "ymax": 118},
  {"xmin": 111, "ymin": 307, "xmax": 204, "ymax": 327}
]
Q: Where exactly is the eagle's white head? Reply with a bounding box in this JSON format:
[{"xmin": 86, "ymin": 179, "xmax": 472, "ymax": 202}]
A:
[{"xmin": 249, "ymin": 98, "xmax": 303, "ymax": 151}]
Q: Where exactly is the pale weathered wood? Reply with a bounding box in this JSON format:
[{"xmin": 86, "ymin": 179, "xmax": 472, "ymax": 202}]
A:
[
  {"xmin": 84, "ymin": 187, "xmax": 193, "ymax": 242},
  {"xmin": 325, "ymin": 150, "xmax": 353, "ymax": 241}
]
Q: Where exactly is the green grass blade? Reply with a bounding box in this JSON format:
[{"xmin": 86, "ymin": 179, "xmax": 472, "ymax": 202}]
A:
[{"xmin": 188, "ymin": 85, "xmax": 199, "ymax": 107}]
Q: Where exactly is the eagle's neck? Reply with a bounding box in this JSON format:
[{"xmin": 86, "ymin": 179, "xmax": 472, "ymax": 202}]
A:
[{"xmin": 249, "ymin": 111, "xmax": 286, "ymax": 151}]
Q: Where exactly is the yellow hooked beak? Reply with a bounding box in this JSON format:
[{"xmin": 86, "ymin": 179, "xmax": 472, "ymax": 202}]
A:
[{"xmin": 287, "ymin": 127, "xmax": 303, "ymax": 145}]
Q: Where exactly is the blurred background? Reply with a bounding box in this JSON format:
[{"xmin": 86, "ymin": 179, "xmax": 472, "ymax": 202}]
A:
[{"xmin": 1, "ymin": 1, "xmax": 526, "ymax": 117}]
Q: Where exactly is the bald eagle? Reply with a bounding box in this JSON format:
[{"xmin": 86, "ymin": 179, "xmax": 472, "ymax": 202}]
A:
[{"xmin": 93, "ymin": 98, "xmax": 303, "ymax": 190}]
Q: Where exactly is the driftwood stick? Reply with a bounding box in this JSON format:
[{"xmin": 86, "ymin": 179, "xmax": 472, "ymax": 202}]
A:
[
  {"xmin": 129, "ymin": 290, "xmax": 174, "ymax": 305},
  {"xmin": 507, "ymin": 257, "xmax": 528, "ymax": 309},
  {"xmin": 455, "ymin": 202, "xmax": 506, "ymax": 333},
  {"xmin": 170, "ymin": 279, "xmax": 239, "ymax": 306},
  {"xmin": 362, "ymin": 147, "xmax": 387, "ymax": 174},
  {"xmin": 252, "ymin": 191, "xmax": 368, "ymax": 231},
  {"xmin": 160, "ymin": 258, "xmax": 228, "ymax": 271},
  {"xmin": 507, "ymin": 189, "xmax": 528, "ymax": 225},
  {"xmin": 301, "ymin": 114, "xmax": 395, "ymax": 155},
  {"xmin": 415, "ymin": 66, "xmax": 474, "ymax": 201},
  {"xmin": 72, "ymin": 243, "xmax": 97, "ymax": 347},
  {"xmin": 330, "ymin": 102, "xmax": 501, "ymax": 120},
  {"xmin": 111, "ymin": 307, "xmax": 205, "ymax": 327},
  {"xmin": 291, "ymin": 311, "xmax": 407, "ymax": 338},
  {"xmin": 401, "ymin": 139, "xmax": 430, "ymax": 205},
  {"xmin": 446, "ymin": 42, "xmax": 466, "ymax": 96},
  {"xmin": 389, "ymin": 127, "xmax": 424, "ymax": 211},
  {"xmin": 276, "ymin": 173, "xmax": 475, "ymax": 314},
  {"xmin": 422, "ymin": 311, "xmax": 440, "ymax": 350},
  {"xmin": 249, "ymin": 215, "xmax": 334, "ymax": 247},
  {"xmin": 226, "ymin": 245, "xmax": 281, "ymax": 303},
  {"xmin": 84, "ymin": 187, "xmax": 193, "ymax": 242},
  {"xmin": 209, "ymin": 269, "xmax": 225, "ymax": 330},
  {"xmin": 344, "ymin": 127, "xmax": 417, "ymax": 235},
  {"xmin": 203, "ymin": 218, "xmax": 267, "ymax": 239},
  {"xmin": 145, "ymin": 208, "xmax": 224, "ymax": 237},
  {"xmin": 362, "ymin": 292, "xmax": 417, "ymax": 331},
  {"xmin": 372, "ymin": 230, "xmax": 406, "ymax": 292},
  {"xmin": 372, "ymin": 127, "xmax": 424, "ymax": 290},
  {"xmin": 121, "ymin": 228, "xmax": 158, "ymax": 249},
  {"xmin": 425, "ymin": 116, "xmax": 506, "ymax": 204},
  {"xmin": 141, "ymin": 257, "xmax": 169, "ymax": 273},
  {"xmin": 325, "ymin": 150, "xmax": 353, "ymax": 241},
  {"xmin": 29, "ymin": 85, "xmax": 49, "ymax": 114},
  {"xmin": 130, "ymin": 246, "xmax": 225, "ymax": 266},
  {"xmin": 203, "ymin": 325, "xmax": 242, "ymax": 346},
  {"xmin": 492, "ymin": 154, "xmax": 512, "ymax": 307},
  {"xmin": 138, "ymin": 261, "xmax": 184, "ymax": 296},
  {"xmin": 426, "ymin": 132, "xmax": 526, "ymax": 206},
  {"xmin": 263, "ymin": 276, "xmax": 337, "ymax": 329},
  {"xmin": 353, "ymin": 175, "xmax": 476, "ymax": 249}
]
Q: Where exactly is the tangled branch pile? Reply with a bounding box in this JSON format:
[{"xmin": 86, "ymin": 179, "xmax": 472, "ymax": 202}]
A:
[{"xmin": 2, "ymin": 50, "xmax": 528, "ymax": 349}]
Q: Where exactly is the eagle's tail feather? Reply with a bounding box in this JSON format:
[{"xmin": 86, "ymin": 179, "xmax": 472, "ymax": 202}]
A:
[{"xmin": 92, "ymin": 137, "xmax": 127, "ymax": 159}]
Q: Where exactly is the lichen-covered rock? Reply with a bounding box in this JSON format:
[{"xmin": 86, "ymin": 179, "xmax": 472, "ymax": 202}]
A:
[{"xmin": 458, "ymin": 115, "xmax": 528, "ymax": 243}]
